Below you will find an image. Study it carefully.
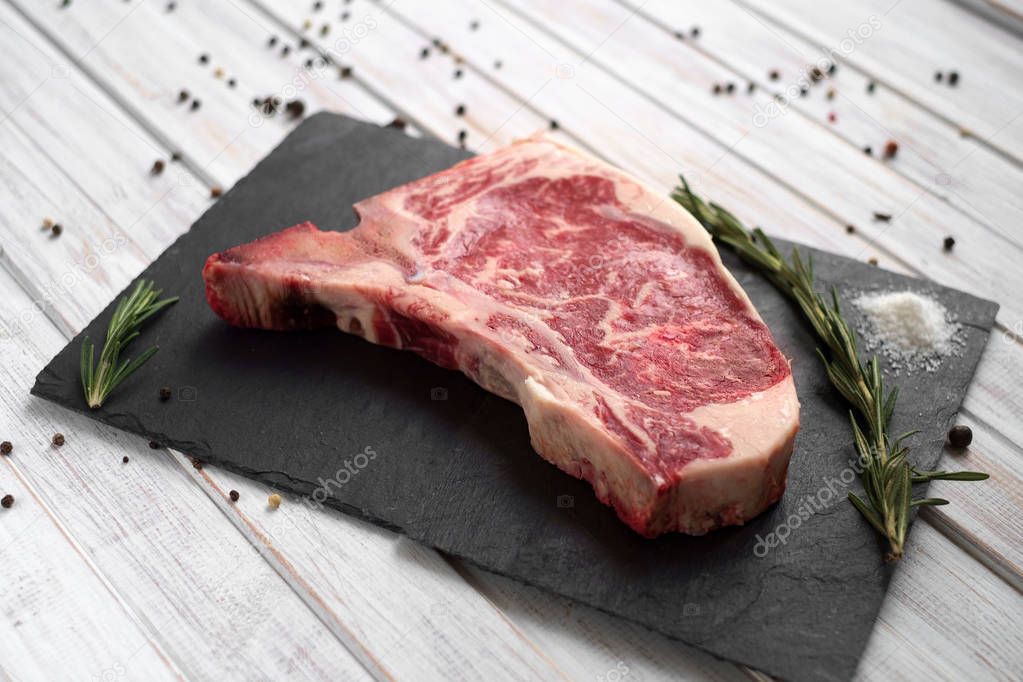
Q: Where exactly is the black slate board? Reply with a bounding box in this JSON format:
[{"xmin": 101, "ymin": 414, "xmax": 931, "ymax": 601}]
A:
[{"xmin": 33, "ymin": 113, "xmax": 998, "ymax": 681}]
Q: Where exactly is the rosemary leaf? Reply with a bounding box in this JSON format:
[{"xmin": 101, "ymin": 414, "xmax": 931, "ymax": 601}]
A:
[
  {"xmin": 80, "ymin": 280, "xmax": 178, "ymax": 409},
  {"xmin": 672, "ymin": 176, "xmax": 988, "ymax": 560}
]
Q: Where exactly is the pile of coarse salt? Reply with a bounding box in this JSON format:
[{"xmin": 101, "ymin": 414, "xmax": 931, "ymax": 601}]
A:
[{"xmin": 853, "ymin": 290, "xmax": 962, "ymax": 373}]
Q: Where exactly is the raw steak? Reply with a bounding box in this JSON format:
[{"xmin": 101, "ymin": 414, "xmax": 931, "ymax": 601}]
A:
[{"xmin": 203, "ymin": 135, "xmax": 799, "ymax": 537}]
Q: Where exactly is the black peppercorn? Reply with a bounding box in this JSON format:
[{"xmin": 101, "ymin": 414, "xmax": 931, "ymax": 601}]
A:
[
  {"xmin": 149, "ymin": 441, "xmax": 160, "ymax": 449},
  {"xmin": 948, "ymin": 425, "xmax": 972, "ymax": 448},
  {"xmin": 151, "ymin": 160, "xmax": 165, "ymax": 175},
  {"xmin": 1, "ymin": 494, "xmax": 13, "ymax": 509},
  {"xmin": 1, "ymin": 441, "xmax": 11, "ymax": 455},
  {"xmin": 943, "ymin": 236, "xmax": 955, "ymax": 251},
  {"xmin": 199, "ymin": 53, "xmax": 209, "ymax": 65},
  {"xmin": 229, "ymin": 490, "xmax": 240, "ymax": 502},
  {"xmin": 123, "ymin": 455, "xmax": 130, "ymax": 463},
  {"xmin": 455, "ymin": 104, "xmax": 465, "ymax": 116},
  {"xmin": 159, "ymin": 386, "xmax": 172, "ymax": 401},
  {"xmin": 52, "ymin": 433, "xmax": 65, "ymax": 447},
  {"xmin": 948, "ymin": 71, "xmax": 959, "ymax": 86}
]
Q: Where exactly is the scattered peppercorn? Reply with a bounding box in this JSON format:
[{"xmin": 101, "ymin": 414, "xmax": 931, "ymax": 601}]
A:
[
  {"xmin": 866, "ymin": 81, "xmax": 876, "ymax": 93},
  {"xmin": 1, "ymin": 441, "xmax": 12, "ymax": 456},
  {"xmin": 199, "ymin": 53, "xmax": 209, "ymax": 65},
  {"xmin": 285, "ymin": 99, "xmax": 306, "ymax": 119},
  {"xmin": 827, "ymin": 63, "xmax": 836, "ymax": 76},
  {"xmin": 747, "ymin": 82, "xmax": 755, "ymax": 94},
  {"xmin": 320, "ymin": 24, "xmax": 330, "ymax": 37},
  {"xmin": 339, "ymin": 66, "xmax": 353, "ymax": 78},
  {"xmin": 52, "ymin": 433, "xmax": 65, "ymax": 447},
  {"xmin": 798, "ymin": 87, "xmax": 808, "ymax": 97},
  {"xmin": 768, "ymin": 69, "xmax": 780, "ymax": 81},
  {"xmin": 883, "ymin": 139, "xmax": 898, "ymax": 159},
  {"xmin": 494, "ymin": 60, "xmax": 503, "ymax": 69},
  {"xmin": 420, "ymin": 47, "xmax": 430, "ymax": 59},
  {"xmin": 458, "ymin": 129, "xmax": 467, "ymax": 142},
  {"xmin": 178, "ymin": 89, "xmax": 189, "ymax": 103},
  {"xmin": 455, "ymin": 104, "xmax": 466, "ymax": 116},
  {"xmin": 673, "ymin": 30, "xmax": 685, "ymax": 41},
  {"xmin": 191, "ymin": 457, "xmax": 203, "ymax": 470},
  {"xmin": 227, "ymin": 78, "xmax": 237, "ymax": 88},
  {"xmin": 313, "ymin": 0, "xmax": 323, "ymax": 9},
  {"xmin": 304, "ymin": 58, "xmax": 314, "ymax": 68},
  {"xmin": 210, "ymin": 185, "xmax": 223, "ymax": 198},
  {"xmin": 948, "ymin": 71, "xmax": 959, "ymax": 86},
  {"xmin": 863, "ymin": 145, "xmax": 872, "ymax": 155},
  {"xmin": 386, "ymin": 117, "xmax": 407, "ymax": 130},
  {"xmin": 51, "ymin": 224, "xmax": 63, "ymax": 237},
  {"xmin": 123, "ymin": 455, "xmax": 130, "ymax": 463},
  {"xmin": 873, "ymin": 212, "xmax": 892, "ymax": 222},
  {"xmin": 453, "ymin": 69, "xmax": 463, "ymax": 79},
  {"xmin": 268, "ymin": 493, "xmax": 282, "ymax": 509},
  {"xmin": 549, "ymin": 119, "xmax": 559, "ymax": 130},
  {"xmin": 810, "ymin": 66, "xmax": 823, "ymax": 82},
  {"xmin": 943, "ymin": 236, "xmax": 956, "ymax": 251},
  {"xmin": 470, "ymin": 20, "xmax": 479, "ymax": 30},
  {"xmin": 299, "ymin": 38, "xmax": 310, "ymax": 49},
  {"xmin": 151, "ymin": 159, "xmax": 165, "ymax": 175},
  {"xmin": 690, "ymin": 26, "xmax": 700, "ymax": 38},
  {"xmin": 948, "ymin": 424, "xmax": 972, "ymax": 448},
  {"xmin": 149, "ymin": 441, "xmax": 160, "ymax": 449},
  {"xmin": 725, "ymin": 82, "xmax": 735, "ymax": 94},
  {"xmin": 229, "ymin": 490, "xmax": 240, "ymax": 502},
  {"xmin": 268, "ymin": 35, "xmax": 278, "ymax": 47},
  {"xmin": 341, "ymin": 11, "xmax": 350, "ymax": 21},
  {"xmin": 191, "ymin": 99, "xmax": 202, "ymax": 111},
  {"xmin": 934, "ymin": 71, "xmax": 943, "ymax": 83},
  {"xmin": 171, "ymin": 151, "xmax": 182, "ymax": 161},
  {"xmin": 1, "ymin": 495, "xmax": 13, "ymax": 509},
  {"xmin": 281, "ymin": 45, "xmax": 291, "ymax": 56},
  {"xmin": 159, "ymin": 386, "xmax": 172, "ymax": 401},
  {"xmin": 845, "ymin": 224, "xmax": 856, "ymax": 234}
]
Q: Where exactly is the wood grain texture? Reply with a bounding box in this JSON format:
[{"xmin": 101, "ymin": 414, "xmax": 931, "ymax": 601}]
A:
[
  {"xmin": 1, "ymin": 0, "xmax": 1021, "ymax": 678},
  {"xmin": 615, "ymin": 0, "xmax": 1023, "ymax": 241},
  {"xmin": 740, "ymin": 0, "xmax": 1023, "ymax": 163}
]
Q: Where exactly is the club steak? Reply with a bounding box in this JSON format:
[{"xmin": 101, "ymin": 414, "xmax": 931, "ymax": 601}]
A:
[{"xmin": 203, "ymin": 135, "xmax": 799, "ymax": 537}]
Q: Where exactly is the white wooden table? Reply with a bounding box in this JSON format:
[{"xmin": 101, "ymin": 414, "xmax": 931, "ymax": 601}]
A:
[{"xmin": 1, "ymin": 1, "xmax": 1021, "ymax": 679}]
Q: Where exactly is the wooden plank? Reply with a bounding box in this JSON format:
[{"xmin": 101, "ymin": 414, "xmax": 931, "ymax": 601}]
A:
[
  {"xmin": 855, "ymin": 521, "xmax": 1023, "ymax": 680},
  {"xmin": 0, "ymin": 3, "xmax": 569, "ymax": 679},
  {"xmin": 0, "ymin": 387, "xmax": 179, "ymax": 681},
  {"xmin": 739, "ymin": 0, "xmax": 1023, "ymax": 164},
  {"xmin": 615, "ymin": 0, "xmax": 1023, "ymax": 239}
]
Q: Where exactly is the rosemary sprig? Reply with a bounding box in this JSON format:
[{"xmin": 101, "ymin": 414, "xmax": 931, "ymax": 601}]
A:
[
  {"xmin": 80, "ymin": 279, "xmax": 178, "ymax": 409},
  {"xmin": 671, "ymin": 176, "xmax": 988, "ymax": 560}
]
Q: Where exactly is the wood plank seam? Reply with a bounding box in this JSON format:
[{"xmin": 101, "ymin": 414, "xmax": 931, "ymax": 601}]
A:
[
  {"xmin": 610, "ymin": 0, "xmax": 1023, "ymax": 247},
  {"xmin": 732, "ymin": 0, "xmax": 1023, "ymax": 169}
]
